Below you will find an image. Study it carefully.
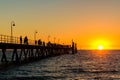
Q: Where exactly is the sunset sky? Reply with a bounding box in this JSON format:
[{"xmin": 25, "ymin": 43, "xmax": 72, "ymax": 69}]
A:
[{"xmin": 0, "ymin": 0, "xmax": 120, "ymax": 49}]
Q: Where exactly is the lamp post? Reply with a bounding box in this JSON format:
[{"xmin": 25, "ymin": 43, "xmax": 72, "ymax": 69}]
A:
[
  {"xmin": 48, "ymin": 35, "xmax": 50, "ymax": 42},
  {"xmin": 58, "ymin": 39, "xmax": 60, "ymax": 44},
  {"xmin": 11, "ymin": 21, "xmax": 15, "ymax": 43},
  {"xmin": 54, "ymin": 37, "xmax": 56, "ymax": 43},
  {"xmin": 34, "ymin": 31, "xmax": 38, "ymax": 44}
]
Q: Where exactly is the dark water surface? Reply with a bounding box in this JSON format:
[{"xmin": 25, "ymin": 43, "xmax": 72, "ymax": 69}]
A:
[{"xmin": 0, "ymin": 50, "xmax": 120, "ymax": 80}]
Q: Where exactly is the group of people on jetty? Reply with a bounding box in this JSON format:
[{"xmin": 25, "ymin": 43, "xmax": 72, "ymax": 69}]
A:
[
  {"xmin": 19, "ymin": 36, "xmax": 68, "ymax": 48},
  {"xmin": 20, "ymin": 36, "xmax": 45, "ymax": 46},
  {"xmin": 17, "ymin": 36, "xmax": 77, "ymax": 54},
  {"xmin": 19, "ymin": 36, "xmax": 77, "ymax": 54},
  {"xmin": 20, "ymin": 36, "xmax": 28, "ymax": 45}
]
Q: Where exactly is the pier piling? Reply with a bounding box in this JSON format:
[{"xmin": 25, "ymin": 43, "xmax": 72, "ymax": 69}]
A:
[{"xmin": 0, "ymin": 34, "xmax": 77, "ymax": 68}]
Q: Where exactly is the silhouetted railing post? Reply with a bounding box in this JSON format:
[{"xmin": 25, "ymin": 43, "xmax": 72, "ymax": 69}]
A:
[{"xmin": 0, "ymin": 35, "xmax": 1, "ymax": 43}]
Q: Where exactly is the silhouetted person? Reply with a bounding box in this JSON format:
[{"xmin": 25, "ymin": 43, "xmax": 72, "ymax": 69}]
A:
[
  {"xmin": 75, "ymin": 43, "xmax": 77, "ymax": 53},
  {"xmin": 47, "ymin": 41, "xmax": 51, "ymax": 47},
  {"xmin": 72, "ymin": 42, "xmax": 75, "ymax": 54},
  {"xmin": 26, "ymin": 36, "xmax": 28, "ymax": 45},
  {"xmin": 38, "ymin": 39, "xmax": 42, "ymax": 45},
  {"xmin": 35, "ymin": 40, "xmax": 37, "ymax": 45},
  {"xmin": 24, "ymin": 36, "xmax": 28, "ymax": 45},
  {"xmin": 24, "ymin": 36, "xmax": 26, "ymax": 44},
  {"xmin": 24, "ymin": 37, "xmax": 26, "ymax": 44},
  {"xmin": 20, "ymin": 36, "xmax": 22, "ymax": 44},
  {"xmin": 43, "ymin": 41, "xmax": 45, "ymax": 46}
]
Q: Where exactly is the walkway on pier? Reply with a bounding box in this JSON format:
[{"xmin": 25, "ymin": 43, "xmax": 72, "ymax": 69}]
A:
[{"xmin": 0, "ymin": 34, "xmax": 77, "ymax": 67}]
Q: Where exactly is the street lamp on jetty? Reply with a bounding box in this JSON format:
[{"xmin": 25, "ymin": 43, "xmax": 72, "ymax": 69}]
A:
[
  {"xmin": 48, "ymin": 35, "xmax": 50, "ymax": 42},
  {"xmin": 58, "ymin": 39, "xmax": 60, "ymax": 44},
  {"xmin": 11, "ymin": 21, "xmax": 15, "ymax": 43},
  {"xmin": 34, "ymin": 31, "xmax": 38, "ymax": 45},
  {"xmin": 54, "ymin": 37, "xmax": 56, "ymax": 43}
]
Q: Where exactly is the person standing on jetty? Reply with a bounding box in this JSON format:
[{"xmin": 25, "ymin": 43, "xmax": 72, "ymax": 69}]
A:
[
  {"xmin": 43, "ymin": 41, "xmax": 45, "ymax": 46},
  {"xmin": 35, "ymin": 40, "xmax": 37, "ymax": 45},
  {"xmin": 20, "ymin": 36, "xmax": 22, "ymax": 44},
  {"xmin": 38, "ymin": 39, "xmax": 42, "ymax": 45},
  {"xmin": 24, "ymin": 36, "xmax": 28, "ymax": 45}
]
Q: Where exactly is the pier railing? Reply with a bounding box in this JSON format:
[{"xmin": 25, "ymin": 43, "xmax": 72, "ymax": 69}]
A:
[
  {"xmin": 0, "ymin": 34, "xmax": 35, "ymax": 45},
  {"xmin": 0, "ymin": 34, "xmax": 77, "ymax": 66},
  {"xmin": 0, "ymin": 34, "xmax": 19, "ymax": 44}
]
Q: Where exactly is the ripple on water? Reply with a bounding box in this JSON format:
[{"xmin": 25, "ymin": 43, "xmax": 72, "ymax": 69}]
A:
[{"xmin": 0, "ymin": 51, "xmax": 120, "ymax": 80}]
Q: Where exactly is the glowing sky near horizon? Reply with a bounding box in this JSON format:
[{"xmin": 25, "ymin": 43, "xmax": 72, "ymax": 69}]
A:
[{"xmin": 0, "ymin": 0, "xmax": 120, "ymax": 49}]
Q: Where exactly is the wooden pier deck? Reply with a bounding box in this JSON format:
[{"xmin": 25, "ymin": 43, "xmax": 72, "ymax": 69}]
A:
[{"xmin": 0, "ymin": 34, "xmax": 77, "ymax": 68}]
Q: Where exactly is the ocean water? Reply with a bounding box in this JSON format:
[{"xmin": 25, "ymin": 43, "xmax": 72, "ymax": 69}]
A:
[{"xmin": 0, "ymin": 50, "xmax": 120, "ymax": 80}]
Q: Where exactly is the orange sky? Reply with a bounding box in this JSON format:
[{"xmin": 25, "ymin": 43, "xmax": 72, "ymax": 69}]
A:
[{"xmin": 0, "ymin": 0, "xmax": 120, "ymax": 49}]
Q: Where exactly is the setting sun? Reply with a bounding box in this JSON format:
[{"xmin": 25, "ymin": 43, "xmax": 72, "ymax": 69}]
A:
[
  {"xmin": 91, "ymin": 39, "xmax": 111, "ymax": 50},
  {"xmin": 98, "ymin": 45, "xmax": 104, "ymax": 50}
]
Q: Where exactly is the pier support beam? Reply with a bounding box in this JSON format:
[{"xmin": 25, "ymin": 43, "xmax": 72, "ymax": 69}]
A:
[
  {"xmin": 11, "ymin": 49, "xmax": 19, "ymax": 63},
  {"xmin": 1, "ymin": 48, "xmax": 7, "ymax": 62}
]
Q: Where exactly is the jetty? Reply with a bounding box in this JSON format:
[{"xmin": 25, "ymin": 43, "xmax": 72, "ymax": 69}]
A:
[{"xmin": 0, "ymin": 34, "xmax": 77, "ymax": 67}]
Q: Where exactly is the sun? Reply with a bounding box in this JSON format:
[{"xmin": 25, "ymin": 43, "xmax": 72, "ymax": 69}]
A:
[
  {"xmin": 98, "ymin": 45, "xmax": 104, "ymax": 50},
  {"xmin": 91, "ymin": 39, "xmax": 111, "ymax": 50}
]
